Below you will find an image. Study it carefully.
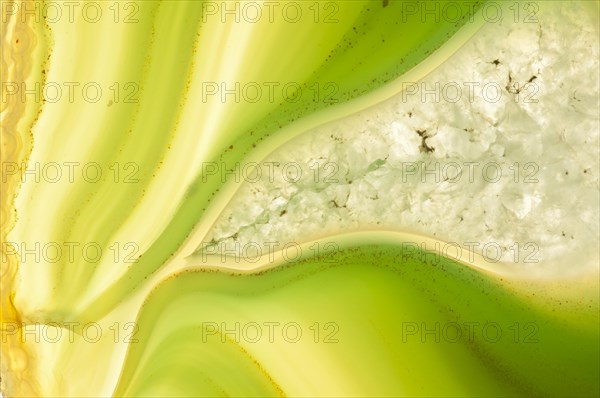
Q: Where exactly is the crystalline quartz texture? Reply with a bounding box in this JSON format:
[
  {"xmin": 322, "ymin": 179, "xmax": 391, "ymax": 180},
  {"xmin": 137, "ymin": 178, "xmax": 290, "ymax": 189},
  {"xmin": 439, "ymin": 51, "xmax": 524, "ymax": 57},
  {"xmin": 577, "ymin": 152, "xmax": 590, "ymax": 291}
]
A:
[{"xmin": 206, "ymin": 3, "xmax": 599, "ymax": 276}]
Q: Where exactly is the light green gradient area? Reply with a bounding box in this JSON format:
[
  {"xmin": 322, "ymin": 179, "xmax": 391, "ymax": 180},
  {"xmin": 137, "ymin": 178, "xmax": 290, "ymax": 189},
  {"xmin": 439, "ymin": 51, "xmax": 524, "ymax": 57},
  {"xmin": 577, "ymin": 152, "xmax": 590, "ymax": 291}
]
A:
[{"xmin": 115, "ymin": 243, "xmax": 599, "ymax": 397}]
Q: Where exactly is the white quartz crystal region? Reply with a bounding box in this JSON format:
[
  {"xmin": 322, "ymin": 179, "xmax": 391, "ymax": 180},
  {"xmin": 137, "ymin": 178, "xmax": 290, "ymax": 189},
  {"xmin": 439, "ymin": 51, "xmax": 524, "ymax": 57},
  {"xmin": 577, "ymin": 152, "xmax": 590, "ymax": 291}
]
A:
[{"xmin": 205, "ymin": 1, "xmax": 599, "ymax": 277}]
